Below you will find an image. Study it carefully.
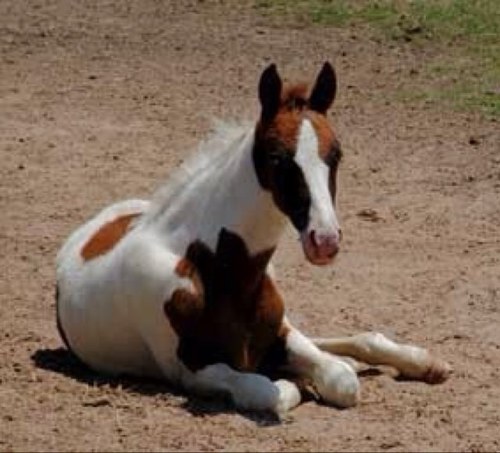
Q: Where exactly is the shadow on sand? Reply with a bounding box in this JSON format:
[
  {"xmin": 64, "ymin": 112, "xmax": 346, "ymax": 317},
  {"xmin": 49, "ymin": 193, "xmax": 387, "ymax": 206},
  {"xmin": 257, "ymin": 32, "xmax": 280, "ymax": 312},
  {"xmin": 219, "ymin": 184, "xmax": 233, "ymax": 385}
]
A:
[{"xmin": 31, "ymin": 347, "xmax": 283, "ymax": 426}]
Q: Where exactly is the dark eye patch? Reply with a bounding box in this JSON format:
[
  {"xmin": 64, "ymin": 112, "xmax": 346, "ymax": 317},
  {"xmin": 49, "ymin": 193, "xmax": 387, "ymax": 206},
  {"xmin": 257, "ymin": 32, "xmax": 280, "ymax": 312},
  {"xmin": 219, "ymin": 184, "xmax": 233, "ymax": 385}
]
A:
[
  {"xmin": 268, "ymin": 151, "xmax": 284, "ymax": 167},
  {"xmin": 252, "ymin": 131, "xmax": 311, "ymax": 233},
  {"xmin": 269, "ymin": 153, "xmax": 311, "ymax": 232}
]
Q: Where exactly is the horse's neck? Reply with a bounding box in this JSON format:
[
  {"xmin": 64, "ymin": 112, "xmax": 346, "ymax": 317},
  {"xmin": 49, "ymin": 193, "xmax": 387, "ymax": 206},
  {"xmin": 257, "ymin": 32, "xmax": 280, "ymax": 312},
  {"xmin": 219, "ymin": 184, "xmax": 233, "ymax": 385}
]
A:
[{"xmin": 149, "ymin": 128, "xmax": 287, "ymax": 256}]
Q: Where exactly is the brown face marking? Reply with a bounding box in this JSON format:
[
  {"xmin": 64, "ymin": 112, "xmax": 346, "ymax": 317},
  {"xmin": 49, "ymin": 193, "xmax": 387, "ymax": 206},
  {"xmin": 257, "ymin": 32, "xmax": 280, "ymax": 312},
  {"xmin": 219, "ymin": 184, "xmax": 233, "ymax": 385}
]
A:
[
  {"xmin": 165, "ymin": 228, "xmax": 288, "ymax": 374},
  {"xmin": 253, "ymin": 83, "xmax": 311, "ymax": 231},
  {"xmin": 264, "ymin": 108, "xmax": 302, "ymax": 152},
  {"xmin": 263, "ymin": 83, "xmax": 310, "ymax": 151},
  {"xmin": 254, "ymin": 63, "xmax": 340, "ymax": 232},
  {"xmin": 253, "ymin": 82, "xmax": 341, "ymax": 231},
  {"xmin": 81, "ymin": 213, "xmax": 140, "ymax": 261}
]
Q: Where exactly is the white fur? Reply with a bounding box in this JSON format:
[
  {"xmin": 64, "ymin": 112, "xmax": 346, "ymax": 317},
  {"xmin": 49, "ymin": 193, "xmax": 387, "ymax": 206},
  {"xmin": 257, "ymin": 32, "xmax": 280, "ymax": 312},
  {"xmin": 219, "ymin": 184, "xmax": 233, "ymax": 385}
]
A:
[
  {"xmin": 184, "ymin": 363, "xmax": 300, "ymax": 416},
  {"xmin": 284, "ymin": 323, "xmax": 359, "ymax": 408},
  {"xmin": 144, "ymin": 122, "xmax": 287, "ymax": 255},
  {"xmin": 295, "ymin": 119, "xmax": 340, "ymax": 239},
  {"xmin": 57, "ymin": 121, "xmax": 448, "ymax": 416},
  {"xmin": 57, "ymin": 123, "xmax": 300, "ymax": 414},
  {"xmin": 311, "ymin": 332, "xmax": 452, "ymax": 380}
]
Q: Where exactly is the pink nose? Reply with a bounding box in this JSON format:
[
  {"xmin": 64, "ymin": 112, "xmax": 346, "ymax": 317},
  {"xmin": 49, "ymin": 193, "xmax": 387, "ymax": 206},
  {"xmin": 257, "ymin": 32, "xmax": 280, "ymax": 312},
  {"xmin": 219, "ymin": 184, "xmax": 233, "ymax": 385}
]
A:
[{"xmin": 310, "ymin": 230, "xmax": 340, "ymax": 259}]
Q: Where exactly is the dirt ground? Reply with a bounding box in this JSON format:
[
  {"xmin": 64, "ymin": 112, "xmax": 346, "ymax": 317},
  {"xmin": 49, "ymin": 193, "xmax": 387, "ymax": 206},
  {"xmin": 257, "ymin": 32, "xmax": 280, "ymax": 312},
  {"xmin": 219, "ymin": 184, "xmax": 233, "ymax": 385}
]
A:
[{"xmin": 1, "ymin": 1, "xmax": 499, "ymax": 451}]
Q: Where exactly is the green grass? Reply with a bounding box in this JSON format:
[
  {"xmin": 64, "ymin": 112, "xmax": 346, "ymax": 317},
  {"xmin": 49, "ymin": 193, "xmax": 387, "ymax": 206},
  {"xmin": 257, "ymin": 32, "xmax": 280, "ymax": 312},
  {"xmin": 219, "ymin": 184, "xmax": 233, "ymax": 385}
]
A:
[{"xmin": 255, "ymin": 0, "xmax": 500, "ymax": 117}]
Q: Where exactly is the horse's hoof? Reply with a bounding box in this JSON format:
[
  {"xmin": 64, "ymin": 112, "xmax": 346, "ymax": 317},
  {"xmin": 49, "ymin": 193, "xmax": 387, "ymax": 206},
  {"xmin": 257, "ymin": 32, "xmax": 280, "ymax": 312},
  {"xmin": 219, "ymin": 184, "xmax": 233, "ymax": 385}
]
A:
[{"xmin": 422, "ymin": 359, "xmax": 452, "ymax": 384}]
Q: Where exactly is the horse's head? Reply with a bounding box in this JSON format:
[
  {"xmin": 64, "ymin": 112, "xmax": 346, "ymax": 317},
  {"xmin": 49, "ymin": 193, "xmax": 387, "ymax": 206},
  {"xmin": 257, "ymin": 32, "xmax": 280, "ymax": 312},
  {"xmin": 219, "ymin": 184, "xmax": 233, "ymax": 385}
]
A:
[{"xmin": 253, "ymin": 62, "xmax": 342, "ymax": 266}]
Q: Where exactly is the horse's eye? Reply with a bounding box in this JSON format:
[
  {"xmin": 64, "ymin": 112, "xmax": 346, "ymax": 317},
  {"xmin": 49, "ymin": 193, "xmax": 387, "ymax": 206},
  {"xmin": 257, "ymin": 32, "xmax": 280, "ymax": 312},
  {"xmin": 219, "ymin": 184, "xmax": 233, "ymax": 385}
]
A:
[
  {"xmin": 325, "ymin": 142, "xmax": 342, "ymax": 167},
  {"xmin": 326, "ymin": 152, "xmax": 339, "ymax": 167},
  {"xmin": 269, "ymin": 154, "xmax": 281, "ymax": 166}
]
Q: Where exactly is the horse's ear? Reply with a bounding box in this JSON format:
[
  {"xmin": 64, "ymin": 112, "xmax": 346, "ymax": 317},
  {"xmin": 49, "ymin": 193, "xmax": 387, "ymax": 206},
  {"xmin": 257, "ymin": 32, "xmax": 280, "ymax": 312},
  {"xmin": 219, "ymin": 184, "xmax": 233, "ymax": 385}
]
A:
[
  {"xmin": 308, "ymin": 62, "xmax": 337, "ymax": 114},
  {"xmin": 259, "ymin": 63, "xmax": 282, "ymax": 123}
]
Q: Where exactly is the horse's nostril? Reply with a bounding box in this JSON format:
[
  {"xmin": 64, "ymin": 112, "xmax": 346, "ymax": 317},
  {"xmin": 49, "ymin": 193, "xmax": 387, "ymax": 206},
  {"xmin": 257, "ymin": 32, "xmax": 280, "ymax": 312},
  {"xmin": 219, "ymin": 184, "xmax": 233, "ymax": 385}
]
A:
[{"xmin": 312, "ymin": 231, "xmax": 340, "ymax": 255}]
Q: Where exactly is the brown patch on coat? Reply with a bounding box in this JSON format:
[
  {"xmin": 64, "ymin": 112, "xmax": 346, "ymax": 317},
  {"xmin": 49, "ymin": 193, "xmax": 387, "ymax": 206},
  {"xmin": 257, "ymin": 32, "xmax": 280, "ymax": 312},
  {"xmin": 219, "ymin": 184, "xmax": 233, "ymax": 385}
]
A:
[
  {"xmin": 80, "ymin": 213, "xmax": 140, "ymax": 261},
  {"xmin": 164, "ymin": 228, "xmax": 289, "ymax": 374},
  {"xmin": 175, "ymin": 257, "xmax": 204, "ymax": 296},
  {"xmin": 174, "ymin": 257, "xmax": 193, "ymax": 278}
]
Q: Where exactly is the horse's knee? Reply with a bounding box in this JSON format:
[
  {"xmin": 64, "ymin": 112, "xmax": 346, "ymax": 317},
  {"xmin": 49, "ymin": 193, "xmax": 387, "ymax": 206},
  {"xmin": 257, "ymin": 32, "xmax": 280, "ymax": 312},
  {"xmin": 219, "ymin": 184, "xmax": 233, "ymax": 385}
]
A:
[
  {"xmin": 314, "ymin": 356, "xmax": 360, "ymax": 408},
  {"xmin": 354, "ymin": 331, "xmax": 388, "ymax": 353}
]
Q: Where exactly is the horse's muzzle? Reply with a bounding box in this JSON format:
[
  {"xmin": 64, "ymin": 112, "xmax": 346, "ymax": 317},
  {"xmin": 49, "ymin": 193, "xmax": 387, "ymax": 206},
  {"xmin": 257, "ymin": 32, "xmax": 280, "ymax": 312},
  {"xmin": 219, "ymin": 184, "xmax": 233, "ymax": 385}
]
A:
[{"xmin": 300, "ymin": 229, "xmax": 340, "ymax": 265}]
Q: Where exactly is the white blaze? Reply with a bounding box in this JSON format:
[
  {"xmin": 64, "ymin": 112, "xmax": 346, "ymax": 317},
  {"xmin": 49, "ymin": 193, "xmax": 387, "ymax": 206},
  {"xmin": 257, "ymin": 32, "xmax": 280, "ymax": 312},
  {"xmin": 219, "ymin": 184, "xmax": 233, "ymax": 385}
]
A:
[{"xmin": 294, "ymin": 119, "xmax": 340, "ymax": 236}]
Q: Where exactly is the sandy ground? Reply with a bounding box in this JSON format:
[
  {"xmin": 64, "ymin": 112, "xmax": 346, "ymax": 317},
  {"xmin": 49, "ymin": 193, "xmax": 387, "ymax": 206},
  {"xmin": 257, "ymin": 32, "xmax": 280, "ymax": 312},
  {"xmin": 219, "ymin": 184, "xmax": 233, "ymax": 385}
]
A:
[{"xmin": 1, "ymin": 1, "xmax": 499, "ymax": 451}]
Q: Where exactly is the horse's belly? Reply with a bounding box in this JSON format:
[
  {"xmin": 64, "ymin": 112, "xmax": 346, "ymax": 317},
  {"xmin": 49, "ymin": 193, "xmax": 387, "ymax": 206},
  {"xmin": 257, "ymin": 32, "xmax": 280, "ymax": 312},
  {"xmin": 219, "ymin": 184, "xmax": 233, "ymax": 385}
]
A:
[
  {"xmin": 62, "ymin": 299, "xmax": 161, "ymax": 377},
  {"xmin": 57, "ymin": 256, "xmax": 164, "ymax": 378}
]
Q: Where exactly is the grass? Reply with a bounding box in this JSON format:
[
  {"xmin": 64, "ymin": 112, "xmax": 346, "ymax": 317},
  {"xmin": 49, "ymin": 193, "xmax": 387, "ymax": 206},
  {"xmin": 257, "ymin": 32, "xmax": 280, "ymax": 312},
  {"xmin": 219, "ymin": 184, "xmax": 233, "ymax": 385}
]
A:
[{"xmin": 255, "ymin": 0, "xmax": 500, "ymax": 117}]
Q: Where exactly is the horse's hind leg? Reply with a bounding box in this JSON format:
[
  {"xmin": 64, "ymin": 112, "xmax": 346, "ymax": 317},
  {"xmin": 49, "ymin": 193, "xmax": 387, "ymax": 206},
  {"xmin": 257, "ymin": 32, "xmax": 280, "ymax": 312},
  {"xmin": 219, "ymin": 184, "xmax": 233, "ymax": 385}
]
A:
[{"xmin": 312, "ymin": 332, "xmax": 451, "ymax": 384}]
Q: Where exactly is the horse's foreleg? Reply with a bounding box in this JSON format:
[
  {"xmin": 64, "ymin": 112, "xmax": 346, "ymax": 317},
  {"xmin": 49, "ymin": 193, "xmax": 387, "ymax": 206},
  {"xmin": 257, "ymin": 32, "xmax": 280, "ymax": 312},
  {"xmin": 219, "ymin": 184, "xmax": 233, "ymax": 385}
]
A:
[
  {"xmin": 281, "ymin": 325, "xmax": 360, "ymax": 408},
  {"xmin": 312, "ymin": 332, "xmax": 451, "ymax": 384},
  {"xmin": 182, "ymin": 363, "xmax": 301, "ymax": 417}
]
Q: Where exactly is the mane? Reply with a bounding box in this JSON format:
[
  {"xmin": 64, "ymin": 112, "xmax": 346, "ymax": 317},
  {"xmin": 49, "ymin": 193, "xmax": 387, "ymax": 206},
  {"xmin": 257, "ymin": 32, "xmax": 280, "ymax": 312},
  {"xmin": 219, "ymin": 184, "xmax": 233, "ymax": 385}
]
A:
[{"xmin": 144, "ymin": 119, "xmax": 254, "ymax": 224}]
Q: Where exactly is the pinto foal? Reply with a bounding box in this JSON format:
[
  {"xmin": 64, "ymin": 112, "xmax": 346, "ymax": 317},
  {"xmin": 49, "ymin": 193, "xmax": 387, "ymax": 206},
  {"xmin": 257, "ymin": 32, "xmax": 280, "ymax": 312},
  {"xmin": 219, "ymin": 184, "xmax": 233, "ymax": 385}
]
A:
[{"xmin": 56, "ymin": 63, "xmax": 450, "ymax": 416}]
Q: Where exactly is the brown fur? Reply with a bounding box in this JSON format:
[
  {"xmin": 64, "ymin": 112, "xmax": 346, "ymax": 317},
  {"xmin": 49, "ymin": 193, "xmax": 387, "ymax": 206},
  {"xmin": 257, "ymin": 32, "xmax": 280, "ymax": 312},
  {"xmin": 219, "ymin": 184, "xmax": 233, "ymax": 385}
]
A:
[
  {"xmin": 80, "ymin": 213, "xmax": 140, "ymax": 261},
  {"xmin": 164, "ymin": 229, "xmax": 289, "ymax": 374},
  {"xmin": 175, "ymin": 257, "xmax": 203, "ymax": 295},
  {"xmin": 253, "ymin": 80, "xmax": 340, "ymax": 232},
  {"xmin": 265, "ymin": 109, "xmax": 302, "ymax": 151},
  {"xmin": 174, "ymin": 257, "xmax": 194, "ymax": 278},
  {"xmin": 256, "ymin": 82, "xmax": 338, "ymax": 161},
  {"xmin": 264, "ymin": 83, "xmax": 309, "ymax": 152},
  {"xmin": 165, "ymin": 72, "xmax": 339, "ymax": 376}
]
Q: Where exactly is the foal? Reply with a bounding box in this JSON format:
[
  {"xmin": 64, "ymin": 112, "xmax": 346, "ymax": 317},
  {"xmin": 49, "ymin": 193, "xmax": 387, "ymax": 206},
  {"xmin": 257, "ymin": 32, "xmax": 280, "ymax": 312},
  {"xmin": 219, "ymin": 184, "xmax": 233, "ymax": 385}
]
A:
[{"xmin": 56, "ymin": 62, "xmax": 450, "ymax": 416}]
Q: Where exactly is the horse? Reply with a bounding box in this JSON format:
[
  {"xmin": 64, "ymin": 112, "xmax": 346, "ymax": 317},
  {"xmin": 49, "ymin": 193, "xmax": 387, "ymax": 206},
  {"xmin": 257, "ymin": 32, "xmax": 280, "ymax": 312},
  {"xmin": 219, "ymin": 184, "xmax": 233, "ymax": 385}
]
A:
[{"xmin": 56, "ymin": 62, "xmax": 451, "ymax": 417}]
